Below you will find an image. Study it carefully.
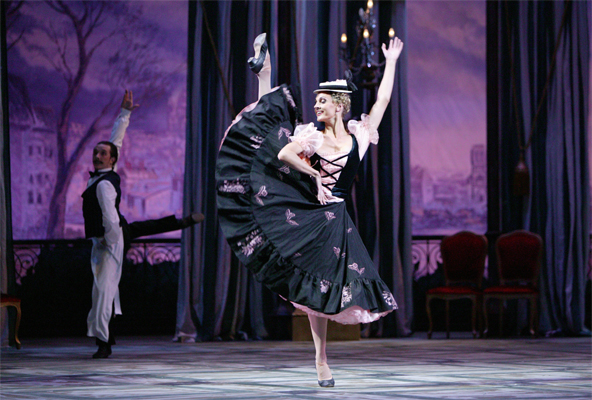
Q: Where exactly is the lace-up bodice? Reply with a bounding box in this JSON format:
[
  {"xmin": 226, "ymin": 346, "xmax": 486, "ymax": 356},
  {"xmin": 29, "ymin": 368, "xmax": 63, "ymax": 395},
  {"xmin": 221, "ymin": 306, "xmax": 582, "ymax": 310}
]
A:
[
  {"xmin": 289, "ymin": 115, "xmax": 378, "ymax": 202},
  {"xmin": 310, "ymin": 135, "xmax": 360, "ymax": 201}
]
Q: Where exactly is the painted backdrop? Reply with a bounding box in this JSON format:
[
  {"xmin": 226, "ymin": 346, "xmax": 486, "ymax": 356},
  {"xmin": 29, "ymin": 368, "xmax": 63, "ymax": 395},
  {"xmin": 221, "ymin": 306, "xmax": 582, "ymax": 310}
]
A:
[
  {"xmin": 9, "ymin": 1, "xmax": 487, "ymax": 239},
  {"xmin": 7, "ymin": 1, "xmax": 187, "ymax": 239},
  {"xmin": 408, "ymin": 1, "xmax": 487, "ymax": 235}
]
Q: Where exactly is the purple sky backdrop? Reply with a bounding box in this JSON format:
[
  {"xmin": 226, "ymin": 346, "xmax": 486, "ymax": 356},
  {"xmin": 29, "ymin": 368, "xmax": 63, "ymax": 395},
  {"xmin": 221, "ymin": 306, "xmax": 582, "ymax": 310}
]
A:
[
  {"xmin": 8, "ymin": 1, "xmax": 188, "ymax": 133},
  {"xmin": 8, "ymin": 1, "xmax": 188, "ymax": 239},
  {"xmin": 407, "ymin": 0, "xmax": 486, "ymax": 176},
  {"xmin": 15, "ymin": 1, "xmax": 584, "ymax": 239}
]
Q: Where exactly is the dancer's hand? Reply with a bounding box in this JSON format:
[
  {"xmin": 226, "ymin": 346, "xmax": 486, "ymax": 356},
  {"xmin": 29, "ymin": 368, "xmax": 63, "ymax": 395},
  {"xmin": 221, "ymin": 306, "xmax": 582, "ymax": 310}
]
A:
[
  {"xmin": 382, "ymin": 37, "xmax": 404, "ymax": 62},
  {"xmin": 121, "ymin": 89, "xmax": 140, "ymax": 111},
  {"xmin": 314, "ymin": 173, "xmax": 328, "ymax": 205}
]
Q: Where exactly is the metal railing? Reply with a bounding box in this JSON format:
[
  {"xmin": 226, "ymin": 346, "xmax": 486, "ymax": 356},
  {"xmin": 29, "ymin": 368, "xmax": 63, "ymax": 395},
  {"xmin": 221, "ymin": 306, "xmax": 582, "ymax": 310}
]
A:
[
  {"xmin": 13, "ymin": 239, "xmax": 181, "ymax": 285},
  {"xmin": 13, "ymin": 234, "xmax": 592, "ymax": 284},
  {"xmin": 411, "ymin": 235, "xmax": 444, "ymax": 280},
  {"xmin": 13, "ymin": 237, "xmax": 448, "ymax": 282}
]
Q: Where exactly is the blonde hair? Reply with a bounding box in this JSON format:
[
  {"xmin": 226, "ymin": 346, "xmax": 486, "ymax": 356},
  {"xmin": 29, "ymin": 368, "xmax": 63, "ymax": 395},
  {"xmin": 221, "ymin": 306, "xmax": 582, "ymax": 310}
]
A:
[{"xmin": 331, "ymin": 92, "xmax": 351, "ymax": 114}]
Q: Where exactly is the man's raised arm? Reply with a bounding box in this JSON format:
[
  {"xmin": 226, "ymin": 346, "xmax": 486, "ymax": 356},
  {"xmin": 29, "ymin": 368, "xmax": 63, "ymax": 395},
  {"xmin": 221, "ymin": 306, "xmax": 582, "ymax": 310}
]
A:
[{"xmin": 109, "ymin": 89, "xmax": 140, "ymax": 171}]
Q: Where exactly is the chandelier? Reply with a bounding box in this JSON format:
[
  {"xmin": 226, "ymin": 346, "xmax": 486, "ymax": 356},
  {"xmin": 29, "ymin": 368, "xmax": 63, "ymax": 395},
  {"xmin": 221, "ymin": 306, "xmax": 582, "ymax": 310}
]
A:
[{"xmin": 339, "ymin": 0, "xmax": 395, "ymax": 89}]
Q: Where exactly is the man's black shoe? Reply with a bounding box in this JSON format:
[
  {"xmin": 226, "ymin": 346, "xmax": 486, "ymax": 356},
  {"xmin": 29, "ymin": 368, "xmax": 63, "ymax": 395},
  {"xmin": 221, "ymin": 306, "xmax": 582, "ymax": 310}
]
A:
[
  {"xmin": 92, "ymin": 340, "xmax": 112, "ymax": 359},
  {"xmin": 180, "ymin": 212, "xmax": 205, "ymax": 228}
]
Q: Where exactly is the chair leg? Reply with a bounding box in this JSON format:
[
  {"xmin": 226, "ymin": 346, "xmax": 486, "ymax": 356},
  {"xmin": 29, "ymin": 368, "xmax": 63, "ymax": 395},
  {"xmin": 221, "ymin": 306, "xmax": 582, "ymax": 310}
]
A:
[
  {"xmin": 535, "ymin": 297, "xmax": 540, "ymax": 337},
  {"xmin": 471, "ymin": 297, "xmax": 477, "ymax": 339},
  {"xmin": 445, "ymin": 300, "xmax": 450, "ymax": 339},
  {"xmin": 14, "ymin": 303, "xmax": 21, "ymax": 349},
  {"xmin": 483, "ymin": 297, "xmax": 489, "ymax": 338},
  {"xmin": 529, "ymin": 296, "xmax": 537, "ymax": 337},
  {"xmin": 499, "ymin": 300, "xmax": 504, "ymax": 337},
  {"xmin": 477, "ymin": 296, "xmax": 483, "ymax": 338},
  {"xmin": 426, "ymin": 297, "xmax": 433, "ymax": 339}
]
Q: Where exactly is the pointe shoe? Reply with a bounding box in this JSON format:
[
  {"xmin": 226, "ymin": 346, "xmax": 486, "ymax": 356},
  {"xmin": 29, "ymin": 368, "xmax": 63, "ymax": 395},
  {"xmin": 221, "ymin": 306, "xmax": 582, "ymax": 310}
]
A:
[
  {"xmin": 316, "ymin": 362, "xmax": 335, "ymax": 388},
  {"xmin": 318, "ymin": 378, "xmax": 335, "ymax": 388},
  {"xmin": 248, "ymin": 33, "xmax": 268, "ymax": 74}
]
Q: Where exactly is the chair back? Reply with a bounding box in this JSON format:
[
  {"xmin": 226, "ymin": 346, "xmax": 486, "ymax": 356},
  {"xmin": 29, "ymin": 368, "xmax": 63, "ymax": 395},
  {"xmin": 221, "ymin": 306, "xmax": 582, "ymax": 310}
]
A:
[
  {"xmin": 496, "ymin": 230, "xmax": 543, "ymax": 286},
  {"xmin": 440, "ymin": 231, "xmax": 488, "ymax": 287}
]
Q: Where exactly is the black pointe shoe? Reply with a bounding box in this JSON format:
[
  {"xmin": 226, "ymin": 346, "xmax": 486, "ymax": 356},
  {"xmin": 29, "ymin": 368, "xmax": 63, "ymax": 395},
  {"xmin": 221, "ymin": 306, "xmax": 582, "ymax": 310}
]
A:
[
  {"xmin": 248, "ymin": 33, "xmax": 268, "ymax": 74},
  {"xmin": 318, "ymin": 378, "xmax": 335, "ymax": 388},
  {"xmin": 316, "ymin": 362, "xmax": 335, "ymax": 387}
]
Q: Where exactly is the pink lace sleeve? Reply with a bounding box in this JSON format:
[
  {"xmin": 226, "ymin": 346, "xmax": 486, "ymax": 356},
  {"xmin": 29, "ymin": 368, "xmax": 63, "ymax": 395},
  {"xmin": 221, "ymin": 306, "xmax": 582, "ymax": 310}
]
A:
[
  {"xmin": 348, "ymin": 114, "xmax": 379, "ymax": 146},
  {"xmin": 289, "ymin": 123, "xmax": 323, "ymax": 157}
]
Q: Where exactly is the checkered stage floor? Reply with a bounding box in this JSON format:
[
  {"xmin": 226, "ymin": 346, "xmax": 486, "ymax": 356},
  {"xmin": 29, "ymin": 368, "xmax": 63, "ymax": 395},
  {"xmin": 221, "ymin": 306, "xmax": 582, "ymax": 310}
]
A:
[{"xmin": 1, "ymin": 334, "xmax": 591, "ymax": 399}]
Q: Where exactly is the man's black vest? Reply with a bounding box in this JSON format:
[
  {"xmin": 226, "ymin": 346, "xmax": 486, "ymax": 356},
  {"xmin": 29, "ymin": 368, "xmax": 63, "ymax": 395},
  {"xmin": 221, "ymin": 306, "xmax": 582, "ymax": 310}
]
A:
[{"xmin": 82, "ymin": 171, "xmax": 124, "ymax": 239}]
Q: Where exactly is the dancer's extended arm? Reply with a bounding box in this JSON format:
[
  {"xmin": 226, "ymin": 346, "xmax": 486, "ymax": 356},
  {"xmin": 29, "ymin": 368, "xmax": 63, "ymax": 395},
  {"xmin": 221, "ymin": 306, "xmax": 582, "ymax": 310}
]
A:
[
  {"xmin": 109, "ymin": 90, "xmax": 140, "ymax": 171},
  {"xmin": 367, "ymin": 38, "xmax": 404, "ymax": 131}
]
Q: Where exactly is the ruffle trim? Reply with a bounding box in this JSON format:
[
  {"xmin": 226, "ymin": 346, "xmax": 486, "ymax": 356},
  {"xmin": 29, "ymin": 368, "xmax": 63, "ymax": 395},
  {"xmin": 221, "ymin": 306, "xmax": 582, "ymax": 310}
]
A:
[
  {"xmin": 292, "ymin": 302, "xmax": 394, "ymax": 325},
  {"xmin": 247, "ymin": 241, "xmax": 398, "ymax": 322},
  {"xmin": 290, "ymin": 122, "xmax": 323, "ymax": 157},
  {"xmin": 220, "ymin": 87, "xmax": 283, "ymax": 148},
  {"xmin": 348, "ymin": 114, "xmax": 378, "ymax": 145},
  {"xmin": 221, "ymin": 222, "xmax": 398, "ymax": 322}
]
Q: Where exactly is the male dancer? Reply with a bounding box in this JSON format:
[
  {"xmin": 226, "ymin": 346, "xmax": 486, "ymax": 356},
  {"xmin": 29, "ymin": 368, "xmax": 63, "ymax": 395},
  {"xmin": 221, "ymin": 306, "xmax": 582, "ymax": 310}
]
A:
[{"xmin": 82, "ymin": 90, "xmax": 203, "ymax": 358}]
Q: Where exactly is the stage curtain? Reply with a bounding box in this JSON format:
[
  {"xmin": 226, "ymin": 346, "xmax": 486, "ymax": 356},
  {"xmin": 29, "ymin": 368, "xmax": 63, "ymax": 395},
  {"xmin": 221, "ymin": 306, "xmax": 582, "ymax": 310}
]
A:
[
  {"xmin": 498, "ymin": 0, "xmax": 590, "ymax": 335},
  {"xmin": 178, "ymin": 0, "xmax": 412, "ymax": 340},
  {"xmin": 1, "ymin": 0, "xmax": 15, "ymax": 346},
  {"xmin": 375, "ymin": 0, "xmax": 413, "ymax": 337}
]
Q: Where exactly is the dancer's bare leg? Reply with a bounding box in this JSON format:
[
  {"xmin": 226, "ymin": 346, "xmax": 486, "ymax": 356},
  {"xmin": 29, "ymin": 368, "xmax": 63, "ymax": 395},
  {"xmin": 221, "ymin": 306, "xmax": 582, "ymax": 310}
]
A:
[
  {"xmin": 256, "ymin": 52, "xmax": 271, "ymax": 100},
  {"xmin": 308, "ymin": 314, "xmax": 333, "ymax": 383}
]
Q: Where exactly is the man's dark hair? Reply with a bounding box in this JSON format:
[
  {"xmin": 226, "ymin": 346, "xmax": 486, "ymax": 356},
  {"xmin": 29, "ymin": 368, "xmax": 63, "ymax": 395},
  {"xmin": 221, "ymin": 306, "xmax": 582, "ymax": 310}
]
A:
[{"xmin": 97, "ymin": 141, "xmax": 118, "ymax": 165}]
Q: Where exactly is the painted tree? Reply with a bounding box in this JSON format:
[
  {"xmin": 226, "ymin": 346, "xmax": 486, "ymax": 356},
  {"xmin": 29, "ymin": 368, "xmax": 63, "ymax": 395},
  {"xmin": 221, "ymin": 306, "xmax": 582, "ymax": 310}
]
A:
[
  {"xmin": 30, "ymin": 1, "xmax": 121, "ymax": 238},
  {"xmin": 5, "ymin": 0, "xmax": 26, "ymax": 51},
  {"xmin": 8, "ymin": 1, "xmax": 180, "ymax": 238}
]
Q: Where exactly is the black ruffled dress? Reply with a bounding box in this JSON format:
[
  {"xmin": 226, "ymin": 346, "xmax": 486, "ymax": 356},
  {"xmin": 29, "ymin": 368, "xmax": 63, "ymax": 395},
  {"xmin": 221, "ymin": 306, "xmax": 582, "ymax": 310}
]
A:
[{"xmin": 216, "ymin": 85, "xmax": 396, "ymax": 324}]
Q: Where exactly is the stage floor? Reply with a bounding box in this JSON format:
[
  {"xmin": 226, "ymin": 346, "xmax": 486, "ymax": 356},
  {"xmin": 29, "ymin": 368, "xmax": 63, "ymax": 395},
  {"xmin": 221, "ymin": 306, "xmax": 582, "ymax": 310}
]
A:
[{"xmin": 1, "ymin": 334, "xmax": 591, "ymax": 399}]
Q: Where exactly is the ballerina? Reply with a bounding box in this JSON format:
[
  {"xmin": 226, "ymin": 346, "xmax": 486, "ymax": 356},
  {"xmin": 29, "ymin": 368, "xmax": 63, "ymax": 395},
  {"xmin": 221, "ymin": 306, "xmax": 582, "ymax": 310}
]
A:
[{"xmin": 216, "ymin": 32, "xmax": 404, "ymax": 387}]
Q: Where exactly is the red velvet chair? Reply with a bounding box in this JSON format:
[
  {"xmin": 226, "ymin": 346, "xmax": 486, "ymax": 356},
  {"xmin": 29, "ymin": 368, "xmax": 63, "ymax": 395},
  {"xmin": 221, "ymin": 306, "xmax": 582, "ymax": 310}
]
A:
[
  {"xmin": 1, "ymin": 294, "xmax": 22, "ymax": 349},
  {"xmin": 483, "ymin": 230, "xmax": 543, "ymax": 337},
  {"xmin": 426, "ymin": 231, "xmax": 488, "ymax": 339}
]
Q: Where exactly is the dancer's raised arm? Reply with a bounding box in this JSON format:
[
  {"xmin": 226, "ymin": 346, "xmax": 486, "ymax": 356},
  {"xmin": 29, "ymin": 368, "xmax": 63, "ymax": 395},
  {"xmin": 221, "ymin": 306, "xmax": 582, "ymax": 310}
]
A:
[
  {"xmin": 367, "ymin": 37, "xmax": 404, "ymax": 131},
  {"xmin": 108, "ymin": 90, "xmax": 140, "ymax": 171}
]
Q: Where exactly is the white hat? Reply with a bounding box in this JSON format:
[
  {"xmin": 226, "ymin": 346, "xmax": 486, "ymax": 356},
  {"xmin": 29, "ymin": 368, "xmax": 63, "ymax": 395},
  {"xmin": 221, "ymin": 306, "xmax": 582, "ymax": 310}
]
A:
[{"xmin": 314, "ymin": 79, "xmax": 352, "ymax": 94}]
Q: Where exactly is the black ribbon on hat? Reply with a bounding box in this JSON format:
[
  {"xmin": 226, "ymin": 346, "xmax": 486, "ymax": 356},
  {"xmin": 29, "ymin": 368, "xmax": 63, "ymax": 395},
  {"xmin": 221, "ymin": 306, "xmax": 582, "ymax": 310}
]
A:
[{"xmin": 344, "ymin": 69, "xmax": 358, "ymax": 92}]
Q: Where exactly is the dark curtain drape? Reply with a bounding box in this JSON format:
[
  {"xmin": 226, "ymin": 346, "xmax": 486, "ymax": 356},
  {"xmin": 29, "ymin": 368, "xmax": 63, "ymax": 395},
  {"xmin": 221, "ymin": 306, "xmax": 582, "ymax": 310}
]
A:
[
  {"xmin": 376, "ymin": 0, "xmax": 413, "ymax": 337},
  {"xmin": 178, "ymin": 0, "xmax": 411, "ymax": 340},
  {"xmin": 497, "ymin": 0, "xmax": 590, "ymax": 335},
  {"xmin": 1, "ymin": 0, "xmax": 15, "ymax": 346}
]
